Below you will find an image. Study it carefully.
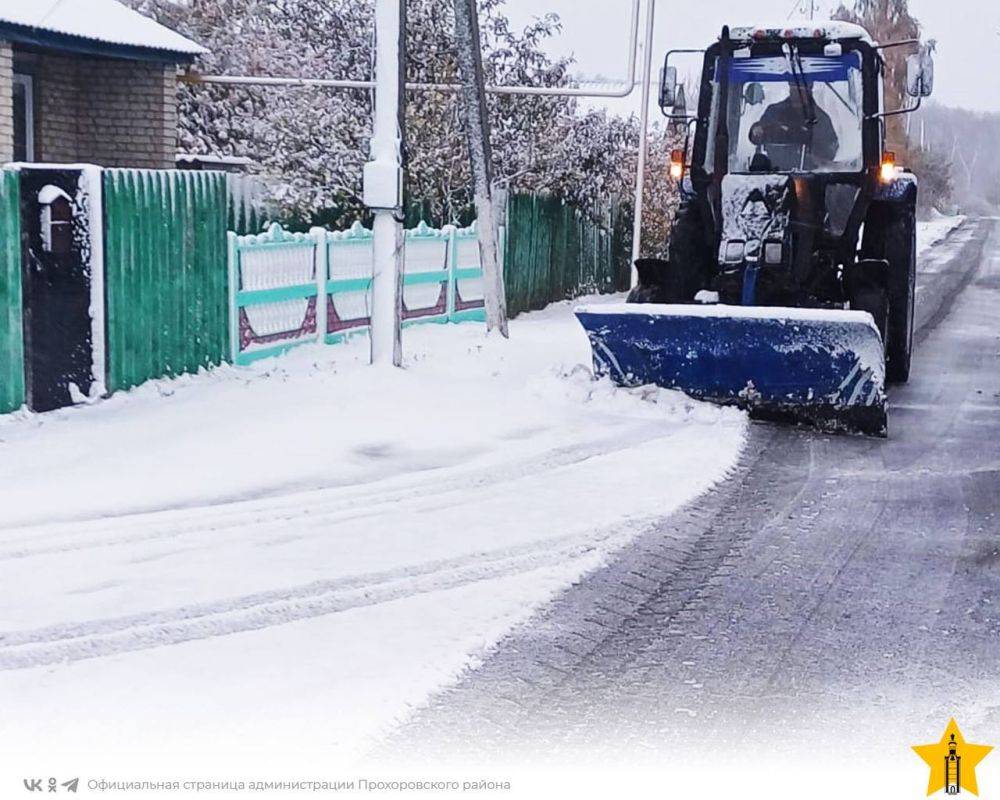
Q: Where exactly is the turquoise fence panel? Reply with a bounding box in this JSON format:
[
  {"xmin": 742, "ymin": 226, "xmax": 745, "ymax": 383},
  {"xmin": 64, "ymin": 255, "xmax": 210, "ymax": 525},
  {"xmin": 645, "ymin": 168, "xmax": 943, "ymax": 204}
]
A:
[
  {"xmin": 0, "ymin": 169, "xmax": 23, "ymax": 414},
  {"xmin": 451, "ymin": 223, "xmax": 488, "ymax": 323},
  {"xmin": 325, "ymin": 221, "xmax": 374, "ymax": 344},
  {"xmin": 229, "ymin": 222, "xmax": 323, "ymax": 366},
  {"xmin": 229, "ymin": 220, "xmax": 487, "ymax": 362},
  {"xmin": 401, "ymin": 221, "xmax": 451, "ymax": 325},
  {"xmin": 322, "ymin": 220, "xmax": 484, "ymax": 344},
  {"xmin": 325, "ymin": 221, "xmax": 486, "ymax": 343}
]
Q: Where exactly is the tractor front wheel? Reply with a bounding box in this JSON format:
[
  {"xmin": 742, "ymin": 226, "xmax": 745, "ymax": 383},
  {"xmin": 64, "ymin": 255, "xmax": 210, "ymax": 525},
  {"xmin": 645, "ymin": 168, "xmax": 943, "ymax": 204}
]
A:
[
  {"xmin": 851, "ymin": 284, "xmax": 889, "ymax": 345},
  {"xmin": 666, "ymin": 197, "xmax": 713, "ymax": 301}
]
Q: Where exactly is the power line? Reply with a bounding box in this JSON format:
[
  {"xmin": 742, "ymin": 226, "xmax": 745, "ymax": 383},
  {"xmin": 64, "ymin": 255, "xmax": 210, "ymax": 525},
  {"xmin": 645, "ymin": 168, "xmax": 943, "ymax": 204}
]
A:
[{"xmin": 787, "ymin": 0, "xmax": 819, "ymax": 21}]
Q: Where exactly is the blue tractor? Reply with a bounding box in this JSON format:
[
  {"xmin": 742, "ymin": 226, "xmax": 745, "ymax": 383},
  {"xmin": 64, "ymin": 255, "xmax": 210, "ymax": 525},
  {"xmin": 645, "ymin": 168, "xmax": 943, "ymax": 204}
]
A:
[{"xmin": 576, "ymin": 22, "xmax": 936, "ymax": 436}]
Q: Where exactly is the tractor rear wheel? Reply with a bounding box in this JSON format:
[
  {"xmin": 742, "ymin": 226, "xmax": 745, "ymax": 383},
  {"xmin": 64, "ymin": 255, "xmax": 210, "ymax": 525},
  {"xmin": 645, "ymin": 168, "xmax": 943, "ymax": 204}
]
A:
[
  {"xmin": 845, "ymin": 258, "xmax": 888, "ymax": 342},
  {"xmin": 884, "ymin": 210, "xmax": 916, "ymax": 384}
]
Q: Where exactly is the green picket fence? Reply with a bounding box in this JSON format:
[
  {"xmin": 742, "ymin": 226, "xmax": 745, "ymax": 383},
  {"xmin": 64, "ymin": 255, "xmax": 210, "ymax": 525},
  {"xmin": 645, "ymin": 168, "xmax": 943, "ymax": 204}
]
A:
[
  {"xmin": 103, "ymin": 169, "xmax": 230, "ymax": 393},
  {"xmin": 0, "ymin": 168, "xmax": 23, "ymax": 414},
  {"xmin": 227, "ymin": 174, "xmax": 270, "ymax": 236},
  {"xmin": 504, "ymin": 193, "xmax": 630, "ymax": 317}
]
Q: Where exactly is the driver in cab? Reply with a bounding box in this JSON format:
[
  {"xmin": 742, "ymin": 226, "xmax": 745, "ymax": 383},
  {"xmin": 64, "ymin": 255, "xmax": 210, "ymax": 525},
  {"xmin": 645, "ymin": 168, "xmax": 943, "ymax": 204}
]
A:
[{"xmin": 748, "ymin": 81, "xmax": 839, "ymax": 171}]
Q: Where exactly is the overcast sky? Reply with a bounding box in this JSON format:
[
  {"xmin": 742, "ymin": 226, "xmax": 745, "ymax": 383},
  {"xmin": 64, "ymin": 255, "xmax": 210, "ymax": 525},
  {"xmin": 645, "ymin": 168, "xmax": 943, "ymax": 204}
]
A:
[{"xmin": 502, "ymin": 0, "xmax": 1000, "ymax": 114}]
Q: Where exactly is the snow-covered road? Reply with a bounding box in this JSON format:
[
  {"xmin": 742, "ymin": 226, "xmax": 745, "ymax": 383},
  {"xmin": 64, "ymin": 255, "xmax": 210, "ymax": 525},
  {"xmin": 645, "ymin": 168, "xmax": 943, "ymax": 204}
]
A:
[
  {"xmin": 0, "ymin": 294, "xmax": 745, "ymax": 763},
  {"xmin": 386, "ymin": 216, "xmax": 993, "ymax": 772}
]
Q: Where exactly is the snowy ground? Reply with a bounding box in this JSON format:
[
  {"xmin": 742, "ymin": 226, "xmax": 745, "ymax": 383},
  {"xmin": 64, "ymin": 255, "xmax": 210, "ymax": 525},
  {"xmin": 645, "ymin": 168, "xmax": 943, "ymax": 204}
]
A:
[
  {"xmin": 915, "ymin": 212, "xmax": 966, "ymax": 304},
  {"xmin": 0, "ymin": 216, "xmax": 963, "ymax": 773},
  {"xmin": 916, "ymin": 210, "xmax": 965, "ymax": 254},
  {"xmin": 0, "ymin": 294, "xmax": 746, "ymax": 766}
]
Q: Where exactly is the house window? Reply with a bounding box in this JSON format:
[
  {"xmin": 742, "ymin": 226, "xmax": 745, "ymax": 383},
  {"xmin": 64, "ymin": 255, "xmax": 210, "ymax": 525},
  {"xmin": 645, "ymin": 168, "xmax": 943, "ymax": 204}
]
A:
[{"xmin": 13, "ymin": 73, "xmax": 35, "ymax": 162}]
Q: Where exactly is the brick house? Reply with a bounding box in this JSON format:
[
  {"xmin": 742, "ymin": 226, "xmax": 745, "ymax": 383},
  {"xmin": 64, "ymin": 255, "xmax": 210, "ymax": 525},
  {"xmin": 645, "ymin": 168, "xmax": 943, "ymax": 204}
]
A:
[{"xmin": 0, "ymin": 0, "xmax": 205, "ymax": 169}]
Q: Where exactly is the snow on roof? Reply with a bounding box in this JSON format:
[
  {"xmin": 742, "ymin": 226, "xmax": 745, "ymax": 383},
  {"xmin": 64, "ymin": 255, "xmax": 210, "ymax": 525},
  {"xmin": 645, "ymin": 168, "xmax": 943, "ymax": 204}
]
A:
[
  {"xmin": 0, "ymin": 0, "xmax": 207, "ymax": 59},
  {"xmin": 728, "ymin": 21, "xmax": 874, "ymax": 44},
  {"xmin": 177, "ymin": 154, "xmax": 252, "ymax": 167}
]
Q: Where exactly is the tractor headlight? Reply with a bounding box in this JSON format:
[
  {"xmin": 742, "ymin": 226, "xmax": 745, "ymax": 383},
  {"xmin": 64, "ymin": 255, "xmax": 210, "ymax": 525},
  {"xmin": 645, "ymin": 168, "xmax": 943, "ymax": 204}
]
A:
[
  {"xmin": 724, "ymin": 240, "xmax": 745, "ymax": 263},
  {"xmin": 764, "ymin": 241, "xmax": 783, "ymax": 264}
]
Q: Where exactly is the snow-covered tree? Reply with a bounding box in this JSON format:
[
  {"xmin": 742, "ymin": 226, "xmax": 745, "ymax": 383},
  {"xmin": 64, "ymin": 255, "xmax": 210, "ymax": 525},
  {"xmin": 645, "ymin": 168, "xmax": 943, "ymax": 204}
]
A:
[
  {"xmin": 127, "ymin": 0, "xmax": 676, "ymax": 250},
  {"xmin": 832, "ymin": 0, "xmax": 958, "ymax": 216},
  {"xmin": 127, "ymin": 0, "xmax": 374, "ymax": 225},
  {"xmin": 403, "ymin": 0, "xmax": 574, "ymax": 223},
  {"xmin": 833, "ymin": 0, "xmax": 920, "ymax": 153}
]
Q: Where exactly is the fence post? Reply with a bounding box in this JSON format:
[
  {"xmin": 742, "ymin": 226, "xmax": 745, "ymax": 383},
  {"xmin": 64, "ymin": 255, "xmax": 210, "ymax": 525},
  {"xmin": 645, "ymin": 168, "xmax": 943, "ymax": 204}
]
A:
[
  {"xmin": 446, "ymin": 226, "xmax": 457, "ymax": 321},
  {"xmin": 498, "ymin": 222, "xmax": 506, "ymax": 282},
  {"xmin": 311, "ymin": 227, "xmax": 329, "ymax": 346},
  {"xmin": 227, "ymin": 231, "xmax": 239, "ymax": 364}
]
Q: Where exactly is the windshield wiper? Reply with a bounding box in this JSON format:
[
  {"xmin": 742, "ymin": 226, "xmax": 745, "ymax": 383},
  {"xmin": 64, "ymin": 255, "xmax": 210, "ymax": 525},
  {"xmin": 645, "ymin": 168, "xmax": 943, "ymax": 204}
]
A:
[{"xmin": 783, "ymin": 44, "xmax": 817, "ymax": 126}]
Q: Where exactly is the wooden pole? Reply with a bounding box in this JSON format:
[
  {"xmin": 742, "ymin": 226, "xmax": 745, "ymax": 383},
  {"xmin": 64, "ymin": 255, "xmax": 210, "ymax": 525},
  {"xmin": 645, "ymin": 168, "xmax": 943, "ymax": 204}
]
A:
[{"xmin": 453, "ymin": 0, "xmax": 508, "ymax": 337}]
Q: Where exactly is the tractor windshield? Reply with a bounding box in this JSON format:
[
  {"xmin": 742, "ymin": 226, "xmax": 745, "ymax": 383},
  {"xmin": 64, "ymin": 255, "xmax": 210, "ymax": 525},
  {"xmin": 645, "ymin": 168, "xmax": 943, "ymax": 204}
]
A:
[{"xmin": 714, "ymin": 50, "xmax": 864, "ymax": 174}]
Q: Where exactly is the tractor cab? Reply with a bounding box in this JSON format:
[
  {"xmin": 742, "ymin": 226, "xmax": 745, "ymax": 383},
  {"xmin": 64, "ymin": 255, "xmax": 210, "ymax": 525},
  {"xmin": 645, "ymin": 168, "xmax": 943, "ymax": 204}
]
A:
[
  {"xmin": 695, "ymin": 24, "xmax": 878, "ymax": 180},
  {"xmin": 657, "ymin": 23, "xmax": 934, "ymax": 313}
]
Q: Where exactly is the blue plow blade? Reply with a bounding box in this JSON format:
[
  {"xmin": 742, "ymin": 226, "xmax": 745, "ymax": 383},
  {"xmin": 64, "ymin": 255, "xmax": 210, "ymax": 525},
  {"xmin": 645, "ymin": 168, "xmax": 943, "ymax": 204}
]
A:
[{"xmin": 575, "ymin": 303, "xmax": 888, "ymax": 437}]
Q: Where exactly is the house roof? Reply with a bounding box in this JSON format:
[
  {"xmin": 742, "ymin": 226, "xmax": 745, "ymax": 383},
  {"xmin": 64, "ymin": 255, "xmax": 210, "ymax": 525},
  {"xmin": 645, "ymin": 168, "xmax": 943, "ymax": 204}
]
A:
[{"xmin": 0, "ymin": 0, "xmax": 207, "ymax": 63}]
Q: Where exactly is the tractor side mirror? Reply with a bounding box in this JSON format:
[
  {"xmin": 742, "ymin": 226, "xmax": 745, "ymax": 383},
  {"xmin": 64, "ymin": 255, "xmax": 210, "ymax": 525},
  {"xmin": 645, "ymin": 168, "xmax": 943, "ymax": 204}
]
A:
[
  {"xmin": 659, "ymin": 64, "xmax": 678, "ymax": 109},
  {"xmin": 906, "ymin": 46, "xmax": 935, "ymax": 98}
]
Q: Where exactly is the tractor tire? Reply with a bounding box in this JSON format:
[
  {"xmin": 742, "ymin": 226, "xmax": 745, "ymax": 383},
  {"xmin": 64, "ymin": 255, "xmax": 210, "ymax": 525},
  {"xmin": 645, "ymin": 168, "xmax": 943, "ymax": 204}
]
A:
[
  {"xmin": 884, "ymin": 210, "xmax": 917, "ymax": 384},
  {"xmin": 851, "ymin": 284, "xmax": 889, "ymax": 344},
  {"xmin": 629, "ymin": 259, "xmax": 692, "ymax": 303},
  {"xmin": 666, "ymin": 197, "xmax": 713, "ymax": 301}
]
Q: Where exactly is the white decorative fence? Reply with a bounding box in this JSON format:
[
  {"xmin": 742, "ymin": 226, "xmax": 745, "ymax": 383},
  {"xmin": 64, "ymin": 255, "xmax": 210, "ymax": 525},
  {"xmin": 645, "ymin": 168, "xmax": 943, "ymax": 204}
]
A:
[{"xmin": 228, "ymin": 221, "xmax": 487, "ymax": 365}]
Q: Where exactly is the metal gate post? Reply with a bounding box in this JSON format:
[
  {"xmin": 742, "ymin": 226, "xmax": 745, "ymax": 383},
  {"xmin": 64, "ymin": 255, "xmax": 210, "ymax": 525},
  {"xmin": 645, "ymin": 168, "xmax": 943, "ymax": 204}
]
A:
[
  {"xmin": 227, "ymin": 231, "xmax": 240, "ymax": 363},
  {"xmin": 311, "ymin": 227, "xmax": 329, "ymax": 346},
  {"xmin": 446, "ymin": 226, "xmax": 457, "ymax": 320}
]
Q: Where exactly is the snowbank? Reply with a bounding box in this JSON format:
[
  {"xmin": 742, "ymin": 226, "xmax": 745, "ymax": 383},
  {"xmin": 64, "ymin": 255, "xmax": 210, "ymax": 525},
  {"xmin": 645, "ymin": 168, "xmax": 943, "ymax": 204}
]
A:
[
  {"xmin": 0, "ymin": 295, "xmax": 746, "ymax": 763},
  {"xmin": 917, "ymin": 212, "xmax": 965, "ymax": 255}
]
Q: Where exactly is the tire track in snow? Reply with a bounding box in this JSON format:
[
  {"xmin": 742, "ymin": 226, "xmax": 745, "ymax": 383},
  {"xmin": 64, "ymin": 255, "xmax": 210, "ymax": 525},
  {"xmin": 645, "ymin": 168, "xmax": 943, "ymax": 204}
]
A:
[
  {"xmin": 0, "ymin": 520, "xmax": 653, "ymax": 670},
  {"xmin": 0, "ymin": 419, "xmax": 675, "ymax": 561}
]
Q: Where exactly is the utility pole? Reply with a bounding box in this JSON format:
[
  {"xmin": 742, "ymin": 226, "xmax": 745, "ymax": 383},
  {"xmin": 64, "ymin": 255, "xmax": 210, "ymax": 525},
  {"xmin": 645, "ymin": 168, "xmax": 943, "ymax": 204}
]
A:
[
  {"xmin": 453, "ymin": 0, "xmax": 508, "ymax": 337},
  {"xmin": 629, "ymin": 0, "xmax": 656, "ymax": 283},
  {"xmin": 364, "ymin": 0, "xmax": 406, "ymax": 366}
]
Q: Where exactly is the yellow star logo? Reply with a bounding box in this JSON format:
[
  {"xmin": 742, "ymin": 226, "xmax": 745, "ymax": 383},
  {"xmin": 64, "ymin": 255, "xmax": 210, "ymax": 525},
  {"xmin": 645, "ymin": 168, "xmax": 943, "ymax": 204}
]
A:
[{"xmin": 913, "ymin": 719, "xmax": 993, "ymax": 796}]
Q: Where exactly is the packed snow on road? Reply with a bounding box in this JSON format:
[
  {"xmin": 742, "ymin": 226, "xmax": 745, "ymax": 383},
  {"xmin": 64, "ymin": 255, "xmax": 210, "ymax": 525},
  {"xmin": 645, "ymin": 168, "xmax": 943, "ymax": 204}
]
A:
[{"xmin": 0, "ymin": 294, "xmax": 746, "ymax": 761}]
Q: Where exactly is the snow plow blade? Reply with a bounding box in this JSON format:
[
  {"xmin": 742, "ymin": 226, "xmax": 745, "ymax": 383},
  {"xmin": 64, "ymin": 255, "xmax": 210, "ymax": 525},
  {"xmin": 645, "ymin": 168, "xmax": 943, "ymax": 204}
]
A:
[{"xmin": 575, "ymin": 303, "xmax": 888, "ymax": 437}]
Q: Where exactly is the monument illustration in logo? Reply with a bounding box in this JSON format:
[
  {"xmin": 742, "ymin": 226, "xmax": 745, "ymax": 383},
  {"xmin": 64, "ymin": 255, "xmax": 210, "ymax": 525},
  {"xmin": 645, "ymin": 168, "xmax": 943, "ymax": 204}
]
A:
[{"xmin": 913, "ymin": 719, "xmax": 993, "ymax": 796}]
